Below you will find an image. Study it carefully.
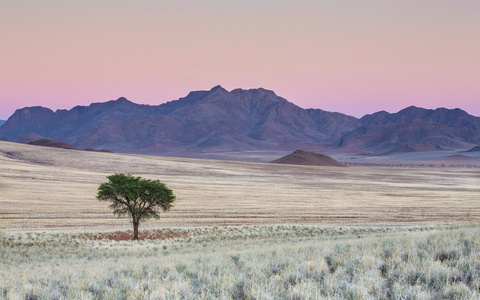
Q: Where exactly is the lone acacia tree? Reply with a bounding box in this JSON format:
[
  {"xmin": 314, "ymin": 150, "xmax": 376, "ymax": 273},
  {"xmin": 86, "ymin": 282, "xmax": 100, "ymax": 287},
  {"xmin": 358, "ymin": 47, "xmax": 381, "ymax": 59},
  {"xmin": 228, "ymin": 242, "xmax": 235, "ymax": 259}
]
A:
[{"xmin": 96, "ymin": 173, "xmax": 175, "ymax": 240}]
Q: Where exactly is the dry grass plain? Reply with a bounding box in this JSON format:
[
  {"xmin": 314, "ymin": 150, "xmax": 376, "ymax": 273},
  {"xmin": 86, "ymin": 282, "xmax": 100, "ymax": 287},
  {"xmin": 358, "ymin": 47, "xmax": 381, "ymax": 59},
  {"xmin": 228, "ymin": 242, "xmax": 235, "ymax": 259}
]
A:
[
  {"xmin": 3, "ymin": 140, "xmax": 480, "ymax": 298},
  {"xmin": 1, "ymin": 140, "xmax": 479, "ymax": 229}
]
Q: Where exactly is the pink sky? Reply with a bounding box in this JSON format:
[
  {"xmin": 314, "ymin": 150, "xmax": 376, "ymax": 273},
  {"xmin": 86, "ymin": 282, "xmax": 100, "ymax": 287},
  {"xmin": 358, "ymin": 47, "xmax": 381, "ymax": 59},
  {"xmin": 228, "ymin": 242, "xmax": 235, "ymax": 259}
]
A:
[{"xmin": 1, "ymin": 1, "xmax": 480, "ymax": 120}]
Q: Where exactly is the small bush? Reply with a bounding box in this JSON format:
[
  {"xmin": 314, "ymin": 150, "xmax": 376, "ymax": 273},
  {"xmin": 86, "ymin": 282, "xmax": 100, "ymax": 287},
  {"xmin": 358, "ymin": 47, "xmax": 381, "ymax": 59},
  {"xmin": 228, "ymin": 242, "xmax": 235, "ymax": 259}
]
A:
[
  {"xmin": 324, "ymin": 255, "xmax": 337, "ymax": 274},
  {"xmin": 407, "ymin": 271, "xmax": 426, "ymax": 286},
  {"xmin": 379, "ymin": 263, "xmax": 390, "ymax": 278},
  {"xmin": 435, "ymin": 250, "xmax": 459, "ymax": 263},
  {"xmin": 24, "ymin": 292, "xmax": 40, "ymax": 300}
]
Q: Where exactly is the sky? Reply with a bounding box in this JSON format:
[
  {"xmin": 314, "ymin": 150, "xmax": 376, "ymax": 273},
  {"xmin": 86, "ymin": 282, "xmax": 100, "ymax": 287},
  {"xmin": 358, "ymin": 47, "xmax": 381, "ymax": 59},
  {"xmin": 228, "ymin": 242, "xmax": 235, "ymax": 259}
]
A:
[{"xmin": 1, "ymin": 0, "xmax": 480, "ymax": 120}]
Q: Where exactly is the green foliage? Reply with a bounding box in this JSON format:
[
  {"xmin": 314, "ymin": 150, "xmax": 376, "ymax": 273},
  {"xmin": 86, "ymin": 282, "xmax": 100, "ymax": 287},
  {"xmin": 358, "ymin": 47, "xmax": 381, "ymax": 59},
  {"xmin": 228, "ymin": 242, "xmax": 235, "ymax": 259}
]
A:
[{"xmin": 96, "ymin": 174, "xmax": 175, "ymax": 239}]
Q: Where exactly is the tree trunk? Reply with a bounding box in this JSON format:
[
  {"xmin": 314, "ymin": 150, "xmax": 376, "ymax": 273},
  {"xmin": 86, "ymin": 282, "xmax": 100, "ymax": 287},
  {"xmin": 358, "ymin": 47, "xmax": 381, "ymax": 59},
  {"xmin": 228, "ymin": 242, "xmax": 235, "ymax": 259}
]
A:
[{"xmin": 133, "ymin": 221, "xmax": 139, "ymax": 240}]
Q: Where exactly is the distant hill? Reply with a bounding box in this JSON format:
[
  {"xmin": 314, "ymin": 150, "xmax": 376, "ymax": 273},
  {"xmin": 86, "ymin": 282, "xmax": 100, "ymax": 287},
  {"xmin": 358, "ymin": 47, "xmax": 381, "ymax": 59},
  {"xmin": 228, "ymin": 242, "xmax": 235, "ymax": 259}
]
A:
[
  {"xmin": 0, "ymin": 120, "xmax": 5, "ymax": 126},
  {"xmin": 85, "ymin": 148, "xmax": 114, "ymax": 153},
  {"xmin": 27, "ymin": 139, "xmax": 114, "ymax": 153},
  {"xmin": 333, "ymin": 106, "xmax": 480, "ymax": 154},
  {"xmin": 28, "ymin": 139, "xmax": 80, "ymax": 150},
  {"xmin": 0, "ymin": 87, "xmax": 479, "ymax": 158},
  {"xmin": 13, "ymin": 133, "xmax": 47, "ymax": 144},
  {"xmin": 462, "ymin": 146, "xmax": 480, "ymax": 153},
  {"xmin": 270, "ymin": 150, "xmax": 345, "ymax": 167}
]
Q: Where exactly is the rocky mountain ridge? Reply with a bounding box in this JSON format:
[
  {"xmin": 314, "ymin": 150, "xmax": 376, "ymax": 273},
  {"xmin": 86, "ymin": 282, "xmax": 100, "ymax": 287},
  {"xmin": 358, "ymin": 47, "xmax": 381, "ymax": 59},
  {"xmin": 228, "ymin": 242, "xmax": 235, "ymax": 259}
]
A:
[{"xmin": 0, "ymin": 86, "xmax": 478, "ymax": 157}]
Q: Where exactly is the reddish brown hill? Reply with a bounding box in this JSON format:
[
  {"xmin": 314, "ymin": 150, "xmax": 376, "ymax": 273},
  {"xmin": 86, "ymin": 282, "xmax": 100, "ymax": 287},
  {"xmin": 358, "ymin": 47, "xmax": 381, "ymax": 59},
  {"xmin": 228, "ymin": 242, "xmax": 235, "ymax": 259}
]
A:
[
  {"xmin": 84, "ymin": 148, "xmax": 114, "ymax": 153},
  {"xmin": 270, "ymin": 150, "xmax": 345, "ymax": 167},
  {"xmin": 27, "ymin": 139, "xmax": 114, "ymax": 153},
  {"xmin": 28, "ymin": 139, "xmax": 80, "ymax": 150}
]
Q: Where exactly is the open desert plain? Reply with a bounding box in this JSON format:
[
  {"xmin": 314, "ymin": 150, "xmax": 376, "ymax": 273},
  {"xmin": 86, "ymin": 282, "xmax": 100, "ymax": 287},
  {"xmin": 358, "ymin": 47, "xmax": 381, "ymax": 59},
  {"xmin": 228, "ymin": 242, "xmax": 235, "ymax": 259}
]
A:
[
  {"xmin": 3, "ymin": 0, "xmax": 480, "ymax": 297},
  {"xmin": 1, "ymin": 140, "xmax": 480, "ymax": 299}
]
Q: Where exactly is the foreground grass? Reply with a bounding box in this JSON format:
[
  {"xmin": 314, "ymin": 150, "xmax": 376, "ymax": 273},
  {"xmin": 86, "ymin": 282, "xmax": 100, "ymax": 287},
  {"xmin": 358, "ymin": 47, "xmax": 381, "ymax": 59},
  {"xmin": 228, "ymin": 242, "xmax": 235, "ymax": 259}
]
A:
[{"xmin": 1, "ymin": 224, "xmax": 480, "ymax": 299}]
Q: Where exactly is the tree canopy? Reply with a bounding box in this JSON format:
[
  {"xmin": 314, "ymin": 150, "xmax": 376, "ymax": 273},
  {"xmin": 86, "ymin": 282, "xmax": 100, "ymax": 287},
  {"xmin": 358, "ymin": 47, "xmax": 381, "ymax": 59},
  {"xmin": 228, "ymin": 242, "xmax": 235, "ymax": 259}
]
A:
[{"xmin": 96, "ymin": 173, "xmax": 175, "ymax": 240}]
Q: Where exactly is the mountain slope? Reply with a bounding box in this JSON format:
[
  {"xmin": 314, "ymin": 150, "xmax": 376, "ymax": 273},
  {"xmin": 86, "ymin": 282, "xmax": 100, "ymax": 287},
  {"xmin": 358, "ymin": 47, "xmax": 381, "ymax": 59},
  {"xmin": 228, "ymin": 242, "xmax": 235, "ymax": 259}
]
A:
[
  {"xmin": 0, "ymin": 86, "xmax": 359, "ymax": 155},
  {"xmin": 1, "ymin": 88, "xmax": 479, "ymax": 157},
  {"xmin": 463, "ymin": 146, "xmax": 480, "ymax": 153},
  {"xmin": 334, "ymin": 106, "xmax": 480, "ymax": 154}
]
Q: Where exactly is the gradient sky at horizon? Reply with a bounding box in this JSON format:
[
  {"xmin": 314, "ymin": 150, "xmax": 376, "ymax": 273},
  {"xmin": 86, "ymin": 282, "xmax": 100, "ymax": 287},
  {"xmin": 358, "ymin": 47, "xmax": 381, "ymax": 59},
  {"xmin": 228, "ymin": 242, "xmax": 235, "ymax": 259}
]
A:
[{"xmin": 1, "ymin": 0, "xmax": 479, "ymax": 120}]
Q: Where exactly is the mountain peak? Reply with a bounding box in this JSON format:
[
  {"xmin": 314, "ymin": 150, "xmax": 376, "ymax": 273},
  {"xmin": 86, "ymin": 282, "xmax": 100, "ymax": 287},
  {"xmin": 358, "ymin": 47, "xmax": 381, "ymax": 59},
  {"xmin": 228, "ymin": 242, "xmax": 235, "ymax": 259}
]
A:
[
  {"xmin": 210, "ymin": 85, "xmax": 227, "ymax": 92},
  {"xmin": 99, "ymin": 97, "xmax": 135, "ymax": 108},
  {"xmin": 112, "ymin": 97, "xmax": 135, "ymax": 105},
  {"xmin": 398, "ymin": 106, "xmax": 425, "ymax": 114}
]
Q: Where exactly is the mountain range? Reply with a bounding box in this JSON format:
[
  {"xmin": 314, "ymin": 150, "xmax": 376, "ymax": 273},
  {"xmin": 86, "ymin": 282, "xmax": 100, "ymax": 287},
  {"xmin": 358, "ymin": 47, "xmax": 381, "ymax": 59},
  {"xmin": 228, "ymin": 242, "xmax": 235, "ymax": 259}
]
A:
[{"xmin": 0, "ymin": 86, "xmax": 479, "ymax": 157}]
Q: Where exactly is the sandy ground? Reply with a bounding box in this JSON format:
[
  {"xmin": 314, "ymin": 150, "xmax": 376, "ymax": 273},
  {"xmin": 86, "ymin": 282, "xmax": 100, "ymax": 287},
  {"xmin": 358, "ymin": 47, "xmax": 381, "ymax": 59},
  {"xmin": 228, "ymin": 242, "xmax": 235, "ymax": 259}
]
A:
[{"xmin": 1, "ymin": 141, "xmax": 479, "ymax": 229}]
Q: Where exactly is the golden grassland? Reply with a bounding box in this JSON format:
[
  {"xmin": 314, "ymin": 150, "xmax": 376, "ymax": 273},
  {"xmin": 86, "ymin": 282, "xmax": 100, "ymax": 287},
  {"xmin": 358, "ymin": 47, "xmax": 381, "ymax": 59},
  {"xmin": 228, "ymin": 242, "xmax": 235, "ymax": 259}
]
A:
[{"xmin": 1, "ymin": 141, "xmax": 480, "ymax": 229}]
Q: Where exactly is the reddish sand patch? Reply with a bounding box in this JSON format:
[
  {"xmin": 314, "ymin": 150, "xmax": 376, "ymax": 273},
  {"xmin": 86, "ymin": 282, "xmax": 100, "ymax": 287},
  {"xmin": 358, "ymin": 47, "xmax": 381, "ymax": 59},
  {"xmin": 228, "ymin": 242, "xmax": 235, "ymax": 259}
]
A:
[{"xmin": 76, "ymin": 230, "xmax": 190, "ymax": 241}]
